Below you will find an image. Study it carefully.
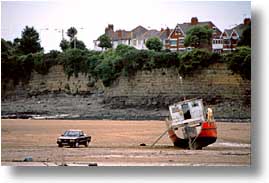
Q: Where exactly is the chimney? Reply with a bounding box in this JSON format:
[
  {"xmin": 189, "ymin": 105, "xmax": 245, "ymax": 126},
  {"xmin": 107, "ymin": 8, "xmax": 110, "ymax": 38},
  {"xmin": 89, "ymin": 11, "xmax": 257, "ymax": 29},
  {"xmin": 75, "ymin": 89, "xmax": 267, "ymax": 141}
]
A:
[
  {"xmin": 105, "ymin": 24, "xmax": 114, "ymax": 35},
  {"xmin": 191, "ymin": 17, "xmax": 198, "ymax": 25},
  {"xmin": 108, "ymin": 24, "xmax": 114, "ymax": 31},
  {"xmin": 166, "ymin": 27, "xmax": 170, "ymax": 37},
  {"xmin": 244, "ymin": 18, "xmax": 251, "ymax": 25}
]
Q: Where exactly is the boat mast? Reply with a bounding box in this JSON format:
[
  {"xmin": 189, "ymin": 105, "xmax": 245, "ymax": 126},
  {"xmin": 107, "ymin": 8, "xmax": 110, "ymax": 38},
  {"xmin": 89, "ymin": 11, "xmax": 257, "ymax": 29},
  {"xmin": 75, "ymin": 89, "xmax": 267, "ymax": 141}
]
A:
[{"xmin": 178, "ymin": 73, "xmax": 186, "ymax": 101}]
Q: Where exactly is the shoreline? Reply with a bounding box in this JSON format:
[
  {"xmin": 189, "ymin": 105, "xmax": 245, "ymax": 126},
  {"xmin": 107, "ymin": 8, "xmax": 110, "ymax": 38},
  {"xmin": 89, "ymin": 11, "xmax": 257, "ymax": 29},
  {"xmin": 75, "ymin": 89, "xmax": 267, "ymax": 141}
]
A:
[
  {"xmin": 1, "ymin": 92, "xmax": 250, "ymax": 121},
  {"xmin": 1, "ymin": 113, "xmax": 251, "ymax": 122}
]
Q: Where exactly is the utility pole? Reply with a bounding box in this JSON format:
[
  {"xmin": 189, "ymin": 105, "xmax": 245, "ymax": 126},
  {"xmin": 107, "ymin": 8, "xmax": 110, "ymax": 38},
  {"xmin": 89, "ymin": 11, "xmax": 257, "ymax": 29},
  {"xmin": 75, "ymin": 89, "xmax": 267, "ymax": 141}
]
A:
[
  {"xmin": 74, "ymin": 37, "xmax": 76, "ymax": 49},
  {"xmin": 179, "ymin": 75, "xmax": 186, "ymax": 101},
  {"xmin": 55, "ymin": 28, "xmax": 65, "ymax": 40},
  {"xmin": 61, "ymin": 29, "xmax": 64, "ymax": 40}
]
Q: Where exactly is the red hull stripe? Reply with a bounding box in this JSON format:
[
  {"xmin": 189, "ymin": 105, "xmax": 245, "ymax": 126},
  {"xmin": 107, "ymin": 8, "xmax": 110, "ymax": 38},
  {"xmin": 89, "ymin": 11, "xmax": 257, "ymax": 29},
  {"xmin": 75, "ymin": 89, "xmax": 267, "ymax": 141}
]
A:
[{"xmin": 199, "ymin": 121, "xmax": 217, "ymax": 138}]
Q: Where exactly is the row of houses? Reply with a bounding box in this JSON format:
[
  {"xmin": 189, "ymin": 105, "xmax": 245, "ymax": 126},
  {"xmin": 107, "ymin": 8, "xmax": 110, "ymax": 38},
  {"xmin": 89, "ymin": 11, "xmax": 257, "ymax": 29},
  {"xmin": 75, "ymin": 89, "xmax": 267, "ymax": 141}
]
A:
[{"xmin": 93, "ymin": 17, "xmax": 251, "ymax": 53}]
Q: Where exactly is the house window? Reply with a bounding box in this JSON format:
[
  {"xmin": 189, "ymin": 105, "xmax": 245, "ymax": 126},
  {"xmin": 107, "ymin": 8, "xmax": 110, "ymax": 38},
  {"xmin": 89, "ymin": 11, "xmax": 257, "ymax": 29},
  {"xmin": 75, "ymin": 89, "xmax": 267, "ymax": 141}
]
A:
[
  {"xmin": 132, "ymin": 39, "xmax": 137, "ymax": 46},
  {"xmin": 213, "ymin": 39, "xmax": 222, "ymax": 44},
  {"xmin": 170, "ymin": 40, "xmax": 177, "ymax": 46},
  {"xmin": 178, "ymin": 38, "xmax": 184, "ymax": 45},
  {"xmin": 223, "ymin": 39, "xmax": 230, "ymax": 45}
]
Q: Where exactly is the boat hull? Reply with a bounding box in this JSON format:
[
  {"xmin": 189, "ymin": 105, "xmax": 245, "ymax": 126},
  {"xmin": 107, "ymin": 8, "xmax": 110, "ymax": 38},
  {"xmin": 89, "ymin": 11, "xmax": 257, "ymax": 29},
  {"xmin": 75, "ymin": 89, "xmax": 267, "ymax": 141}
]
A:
[{"xmin": 168, "ymin": 121, "xmax": 217, "ymax": 149}]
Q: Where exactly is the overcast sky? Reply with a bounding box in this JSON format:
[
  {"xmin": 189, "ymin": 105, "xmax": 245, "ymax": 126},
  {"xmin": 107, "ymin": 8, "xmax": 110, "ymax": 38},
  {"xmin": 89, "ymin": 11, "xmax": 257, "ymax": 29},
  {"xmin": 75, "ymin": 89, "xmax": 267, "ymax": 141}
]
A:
[{"xmin": 1, "ymin": 0, "xmax": 251, "ymax": 52}]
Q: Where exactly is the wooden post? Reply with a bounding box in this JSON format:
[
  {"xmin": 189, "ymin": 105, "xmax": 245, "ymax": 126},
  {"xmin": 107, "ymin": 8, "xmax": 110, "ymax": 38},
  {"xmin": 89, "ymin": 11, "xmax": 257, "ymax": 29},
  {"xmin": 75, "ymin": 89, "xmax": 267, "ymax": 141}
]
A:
[{"xmin": 151, "ymin": 125, "xmax": 171, "ymax": 147}]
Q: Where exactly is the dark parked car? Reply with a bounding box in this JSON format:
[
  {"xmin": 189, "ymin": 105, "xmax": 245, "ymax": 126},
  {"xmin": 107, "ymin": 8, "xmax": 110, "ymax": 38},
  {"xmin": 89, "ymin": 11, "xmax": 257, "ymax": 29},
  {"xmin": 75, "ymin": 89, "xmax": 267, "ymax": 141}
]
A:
[{"xmin": 57, "ymin": 129, "xmax": 91, "ymax": 148}]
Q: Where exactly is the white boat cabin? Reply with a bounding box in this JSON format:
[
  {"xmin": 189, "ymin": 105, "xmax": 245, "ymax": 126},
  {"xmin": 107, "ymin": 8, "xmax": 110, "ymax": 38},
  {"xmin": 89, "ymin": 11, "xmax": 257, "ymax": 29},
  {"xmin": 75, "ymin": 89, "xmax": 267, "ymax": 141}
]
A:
[{"xmin": 169, "ymin": 99, "xmax": 205, "ymax": 127}]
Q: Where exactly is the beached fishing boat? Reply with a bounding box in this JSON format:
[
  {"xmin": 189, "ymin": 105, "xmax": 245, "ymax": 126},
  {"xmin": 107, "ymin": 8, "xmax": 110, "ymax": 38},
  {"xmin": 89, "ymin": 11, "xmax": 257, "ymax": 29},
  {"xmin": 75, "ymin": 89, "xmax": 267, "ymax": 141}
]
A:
[
  {"xmin": 152, "ymin": 98, "xmax": 217, "ymax": 150},
  {"xmin": 167, "ymin": 98, "xmax": 217, "ymax": 149}
]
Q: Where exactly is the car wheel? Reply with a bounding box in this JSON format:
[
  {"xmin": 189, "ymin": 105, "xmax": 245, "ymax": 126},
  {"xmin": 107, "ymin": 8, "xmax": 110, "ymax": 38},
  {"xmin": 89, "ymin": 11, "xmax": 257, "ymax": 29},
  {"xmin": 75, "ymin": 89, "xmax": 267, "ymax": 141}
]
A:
[
  {"xmin": 75, "ymin": 142, "xmax": 79, "ymax": 148},
  {"xmin": 58, "ymin": 143, "xmax": 63, "ymax": 147},
  {"xmin": 85, "ymin": 141, "xmax": 89, "ymax": 147}
]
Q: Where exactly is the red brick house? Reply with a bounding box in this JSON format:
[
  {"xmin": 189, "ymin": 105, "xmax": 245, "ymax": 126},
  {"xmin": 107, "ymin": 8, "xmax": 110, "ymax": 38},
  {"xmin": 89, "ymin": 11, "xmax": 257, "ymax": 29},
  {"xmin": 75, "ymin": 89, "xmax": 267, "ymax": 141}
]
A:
[
  {"xmin": 166, "ymin": 17, "xmax": 223, "ymax": 53},
  {"xmin": 221, "ymin": 18, "xmax": 251, "ymax": 52}
]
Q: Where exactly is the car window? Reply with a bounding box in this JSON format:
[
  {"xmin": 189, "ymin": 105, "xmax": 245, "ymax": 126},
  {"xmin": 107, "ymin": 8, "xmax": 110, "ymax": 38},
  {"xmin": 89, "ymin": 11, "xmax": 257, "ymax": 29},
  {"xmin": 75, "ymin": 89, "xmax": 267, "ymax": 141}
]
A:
[{"xmin": 64, "ymin": 131, "xmax": 80, "ymax": 137}]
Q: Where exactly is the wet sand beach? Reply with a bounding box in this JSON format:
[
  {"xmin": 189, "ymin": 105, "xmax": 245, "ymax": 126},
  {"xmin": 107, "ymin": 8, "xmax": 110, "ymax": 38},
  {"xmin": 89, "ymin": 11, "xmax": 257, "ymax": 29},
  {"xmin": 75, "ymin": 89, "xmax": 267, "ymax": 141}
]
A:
[{"xmin": 1, "ymin": 119, "xmax": 250, "ymax": 166}]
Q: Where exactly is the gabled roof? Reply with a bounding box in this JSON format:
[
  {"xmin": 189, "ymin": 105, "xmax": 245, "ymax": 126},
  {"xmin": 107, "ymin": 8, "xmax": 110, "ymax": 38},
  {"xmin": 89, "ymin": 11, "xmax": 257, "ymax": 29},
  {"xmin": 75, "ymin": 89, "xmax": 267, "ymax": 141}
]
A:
[
  {"xmin": 179, "ymin": 21, "xmax": 221, "ymax": 34},
  {"xmin": 131, "ymin": 25, "xmax": 148, "ymax": 38},
  {"xmin": 112, "ymin": 30, "xmax": 131, "ymax": 41},
  {"xmin": 222, "ymin": 29, "xmax": 233, "ymax": 39},
  {"xmin": 137, "ymin": 29, "xmax": 160, "ymax": 40},
  {"xmin": 159, "ymin": 29, "xmax": 173, "ymax": 40},
  {"xmin": 169, "ymin": 21, "xmax": 221, "ymax": 38},
  {"xmin": 233, "ymin": 23, "xmax": 249, "ymax": 37},
  {"xmin": 168, "ymin": 23, "xmax": 185, "ymax": 39},
  {"xmin": 106, "ymin": 25, "xmax": 149, "ymax": 41},
  {"xmin": 222, "ymin": 23, "xmax": 249, "ymax": 39}
]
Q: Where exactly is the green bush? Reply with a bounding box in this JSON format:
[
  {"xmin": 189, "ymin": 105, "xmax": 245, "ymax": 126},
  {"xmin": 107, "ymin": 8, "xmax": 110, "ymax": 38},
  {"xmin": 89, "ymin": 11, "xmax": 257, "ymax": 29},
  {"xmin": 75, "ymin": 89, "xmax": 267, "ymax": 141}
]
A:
[
  {"xmin": 178, "ymin": 48, "xmax": 213, "ymax": 75},
  {"xmin": 86, "ymin": 48, "xmax": 221, "ymax": 86},
  {"xmin": 32, "ymin": 52, "xmax": 46, "ymax": 74},
  {"xmin": 2, "ymin": 42, "xmax": 231, "ymax": 89},
  {"xmin": 93, "ymin": 49, "xmax": 122, "ymax": 86},
  {"xmin": 115, "ymin": 44, "xmax": 136, "ymax": 56},
  {"xmin": 32, "ymin": 50, "xmax": 60, "ymax": 75},
  {"xmin": 85, "ymin": 50, "xmax": 102, "ymax": 77},
  {"xmin": 225, "ymin": 46, "xmax": 251, "ymax": 80},
  {"xmin": 145, "ymin": 37, "xmax": 163, "ymax": 51},
  {"xmin": 1, "ymin": 54, "xmax": 34, "ymax": 84},
  {"xmin": 94, "ymin": 58, "xmax": 117, "ymax": 86},
  {"xmin": 2, "ymin": 49, "xmax": 61, "ymax": 85},
  {"xmin": 151, "ymin": 51, "xmax": 179, "ymax": 69},
  {"xmin": 121, "ymin": 50, "xmax": 151, "ymax": 76},
  {"xmin": 59, "ymin": 48, "xmax": 89, "ymax": 78}
]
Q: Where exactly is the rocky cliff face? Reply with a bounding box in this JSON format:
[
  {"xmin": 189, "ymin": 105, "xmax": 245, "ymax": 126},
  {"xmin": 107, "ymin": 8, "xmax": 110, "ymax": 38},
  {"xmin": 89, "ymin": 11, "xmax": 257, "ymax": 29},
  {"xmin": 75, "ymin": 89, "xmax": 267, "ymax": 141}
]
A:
[
  {"xmin": 28, "ymin": 65, "xmax": 104, "ymax": 95},
  {"xmin": 104, "ymin": 63, "xmax": 250, "ymax": 119},
  {"xmin": 1, "ymin": 63, "xmax": 250, "ymax": 119}
]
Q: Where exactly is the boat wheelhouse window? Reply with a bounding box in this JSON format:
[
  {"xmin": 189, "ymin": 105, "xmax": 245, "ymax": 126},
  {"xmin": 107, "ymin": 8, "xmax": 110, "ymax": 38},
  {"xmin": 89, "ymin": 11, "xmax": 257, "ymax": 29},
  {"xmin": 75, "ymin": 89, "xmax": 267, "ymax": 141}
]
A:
[
  {"xmin": 191, "ymin": 101, "xmax": 199, "ymax": 107},
  {"xmin": 182, "ymin": 103, "xmax": 191, "ymax": 120}
]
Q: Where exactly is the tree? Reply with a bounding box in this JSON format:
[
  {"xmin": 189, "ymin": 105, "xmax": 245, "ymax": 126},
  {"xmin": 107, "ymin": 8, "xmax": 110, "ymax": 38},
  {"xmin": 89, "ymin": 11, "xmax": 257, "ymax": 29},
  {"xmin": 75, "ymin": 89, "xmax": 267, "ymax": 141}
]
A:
[
  {"xmin": 67, "ymin": 27, "xmax": 78, "ymax": 40},
  {"xmin": 60, "ymin": 48, "xmax": 89, "ymax": 78},
  {"xmin": 145, "ymin": 37, "xmax": 163, "ymax": 51},
  {"xmin": 238, "ymin": 23, "xmax": 251, "ymax": 47},
  {"xmin": 66, "ymin": 27, "xmax": 86, "ymax": 49},
  {"xmin": 60, "ymin": 39, "xmax": 70, "ymax": 51},
  {"xmin": 70, "ymin": 39, "xmax": 86, "ymax": 50},
  {"xmin": 98, "ymin": 34, "xmax": 112, "ymax": 50},
  {"xmin": 60, "ymin": 39, "xmax": 86, "ymax": 51},
  {"xmin": 184, "ymin": 25, "xmax": 213, "ymax": 49},
  {"xmin": 115, "ymin": 44, "xmax": 136, "ymax": 56},
  {"xmin": 225, "ymin": 46, "xmax": 251, "ymax": 80},
  {"xmin": 18, "ymin": 26, "xmax": 43, "ymax": 54},
  {"xmin": 1, "ymin": 38, "xmax": 13, "ymax": 59}
]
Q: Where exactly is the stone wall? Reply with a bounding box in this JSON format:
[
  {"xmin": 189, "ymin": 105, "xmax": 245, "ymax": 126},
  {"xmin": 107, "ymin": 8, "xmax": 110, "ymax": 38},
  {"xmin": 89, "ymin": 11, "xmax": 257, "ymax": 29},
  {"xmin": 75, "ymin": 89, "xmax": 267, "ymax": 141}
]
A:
[
  {"xmin": 27, "ymin": 65, "xmax": 104, "ymax": 95},
  {"xmin": 2, "ymin": 63, "xmax": 251, "ymax": 119},
  {"xmin": 104, "ymin": 63, "xmax": 251, "ymax": 119}
]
